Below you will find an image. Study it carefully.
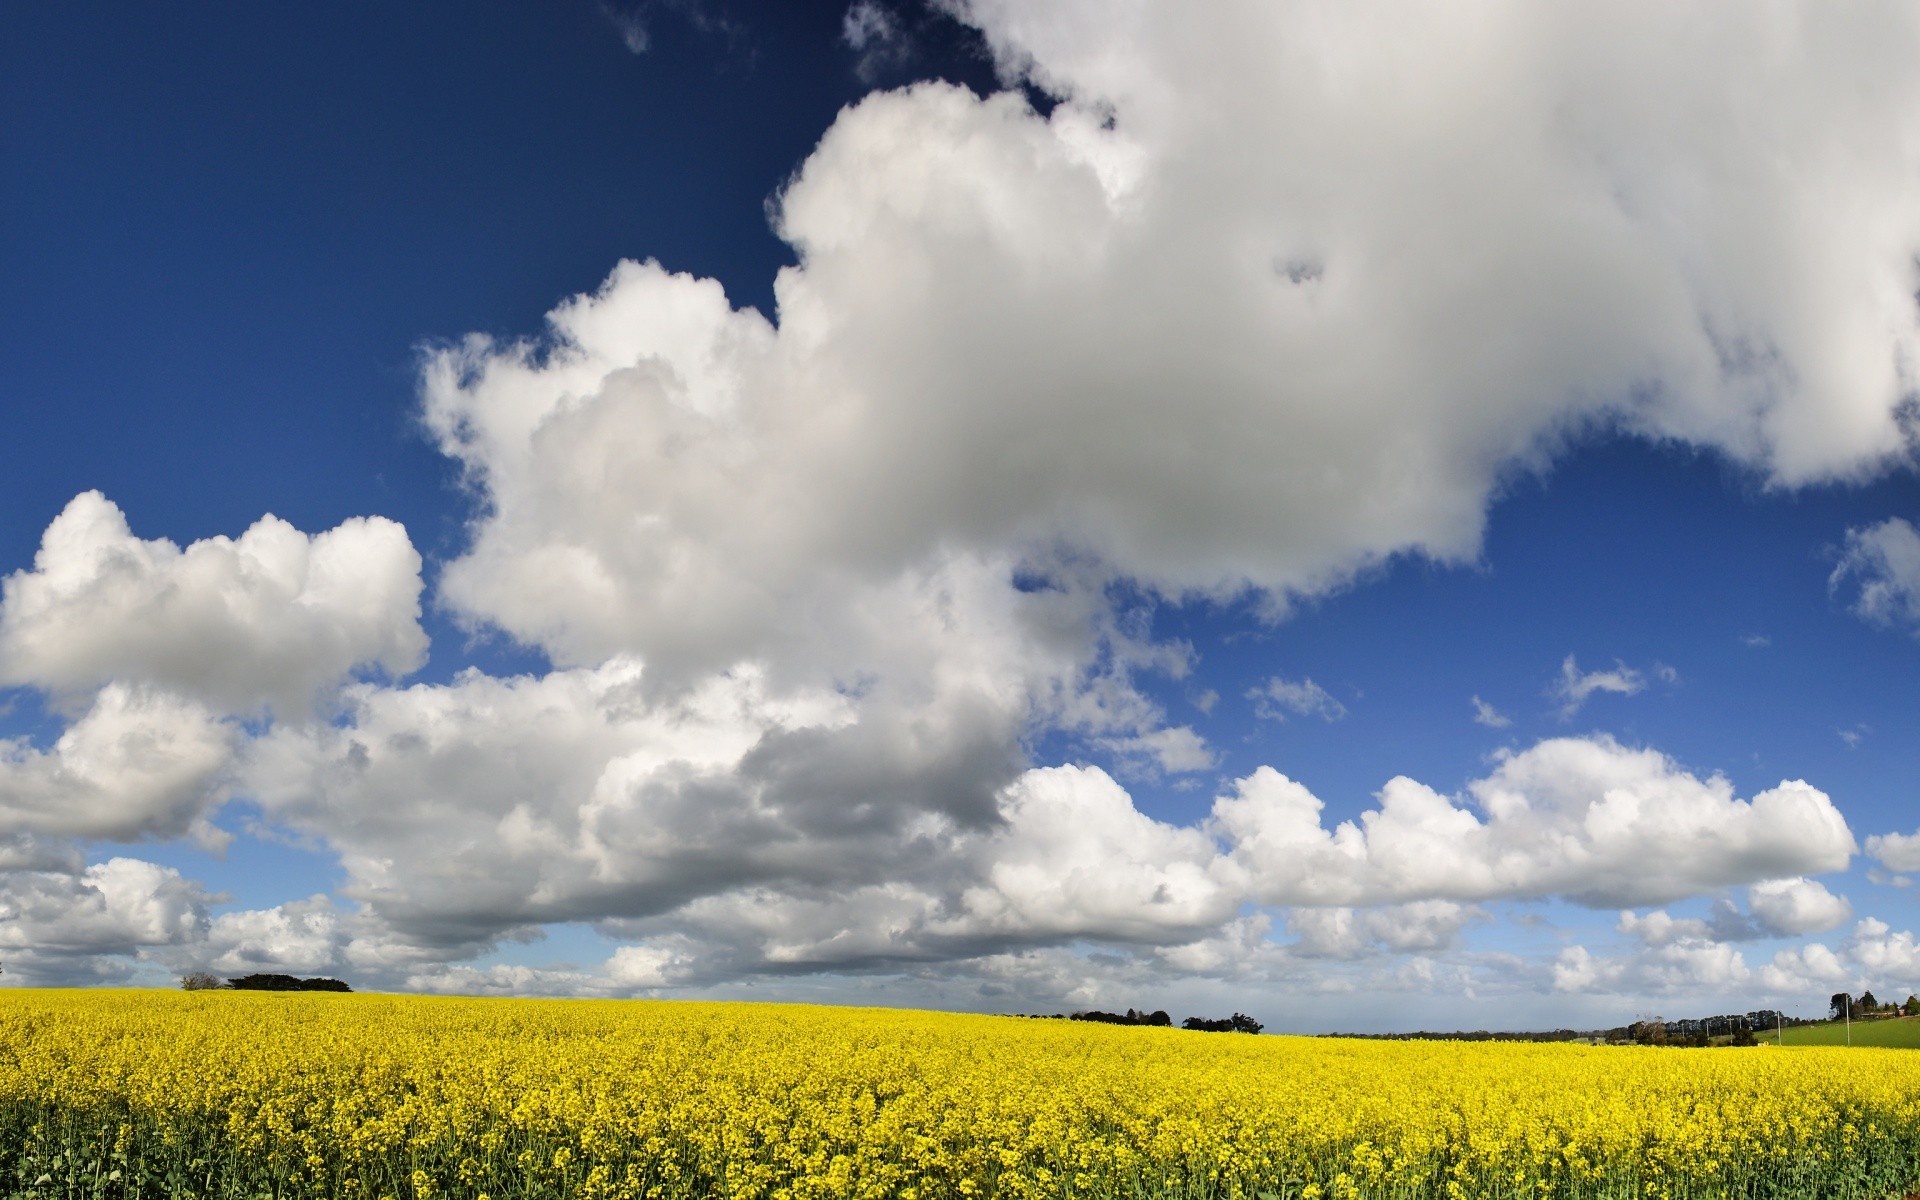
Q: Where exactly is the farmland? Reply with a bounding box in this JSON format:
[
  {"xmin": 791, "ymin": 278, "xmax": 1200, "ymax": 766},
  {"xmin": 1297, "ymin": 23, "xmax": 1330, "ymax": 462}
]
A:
[
  {"xmin": 1773, "ymin": 1015, "xmax": 1920, "ymax": 1048},
  {"xmin": 7, "ymin": 990, "xmax": 1920, "ymax": 1200}
]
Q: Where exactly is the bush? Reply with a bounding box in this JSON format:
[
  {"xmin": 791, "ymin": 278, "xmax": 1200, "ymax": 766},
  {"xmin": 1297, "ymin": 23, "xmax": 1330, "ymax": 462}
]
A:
[{"xmin": 179, "ymin": 972, "xmax": 224, "ymax": 991}]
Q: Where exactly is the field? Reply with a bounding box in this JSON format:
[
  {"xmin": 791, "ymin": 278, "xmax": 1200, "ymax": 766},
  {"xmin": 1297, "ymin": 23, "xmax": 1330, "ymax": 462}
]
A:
[
  {"xmin": 8, "ymin": 992, "xmax": 1920, "ymax": 1200},
  {"xmin": 1773, "ymin": 1016, "xmax": 1920, "ymax": 1048}
]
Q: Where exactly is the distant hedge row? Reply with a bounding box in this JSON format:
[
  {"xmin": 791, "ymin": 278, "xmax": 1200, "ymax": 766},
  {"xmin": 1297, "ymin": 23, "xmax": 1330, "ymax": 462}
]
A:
[{"xmin": 181, "ymin": 972, "xmax": 351, "ymax": 992}]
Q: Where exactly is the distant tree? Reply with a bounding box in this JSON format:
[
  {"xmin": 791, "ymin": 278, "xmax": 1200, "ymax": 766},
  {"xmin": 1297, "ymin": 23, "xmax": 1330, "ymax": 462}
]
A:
[
  {"xmin": 1070, "ymin": 1008, "xmax": 1167, "ymax": 1027},
  {"xmin": 1731, "ymin": 1024, "xmax": 1757, "ymax": 1047},
  {"xmin": 227, "ymin": 973, "xmax": 352, "ymax": 993},
  {"xmin": 1831, "ymin": 992, "xmax": 1853, "ymax": 1021},
  {"xmin": 1905, "ymin": 995, "xmax": 1919, "ymax": 1015},
  {"xmin": 179, "ymin": 972, "xmax": 224, "ymax": 991},
  {"xmin": 1860, "ymin": 990, "xmax": 1880, "ymax": 1014},
  {"xmin": 1182, "ymin": 1013, "xmax": 1264, "ymax": 1034}
]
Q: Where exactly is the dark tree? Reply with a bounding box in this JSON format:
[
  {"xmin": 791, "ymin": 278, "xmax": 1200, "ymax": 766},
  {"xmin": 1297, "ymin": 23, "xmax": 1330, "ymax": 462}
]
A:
[
  {"xmin": 1831, "ymin": 992, "xmax": 1853, "ymax": 1021},
  {"xmin": 227, "ymin": 973, "xmax": 352, "ymax": 992},
  {"xmin": 1860, "ymin": 990, "xmax": 1879, "ymax": 1013},
  {"xmin": 1182, "ymin": 1013, "xmax": 1264, "ymax": 1034}
]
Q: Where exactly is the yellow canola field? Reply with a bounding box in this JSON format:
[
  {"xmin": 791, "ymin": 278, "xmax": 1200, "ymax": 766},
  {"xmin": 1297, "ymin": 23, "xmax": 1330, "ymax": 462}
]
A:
[{"xmin": 4, "ymin": 990, "xmax": 1920, "ymax": 1200}]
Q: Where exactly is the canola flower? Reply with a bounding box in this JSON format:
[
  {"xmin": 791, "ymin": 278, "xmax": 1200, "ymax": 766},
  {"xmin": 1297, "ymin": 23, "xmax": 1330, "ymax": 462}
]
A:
[{"xmin": 4, "ymin": 990, "xmax": 1920, "ymax": 1200}]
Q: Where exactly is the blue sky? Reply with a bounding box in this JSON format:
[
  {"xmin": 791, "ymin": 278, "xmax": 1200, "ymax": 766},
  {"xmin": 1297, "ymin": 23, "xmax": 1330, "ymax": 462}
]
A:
[{"xmin": 3, "ymin": 1, "xmax": 1919, "ymax": 1031}]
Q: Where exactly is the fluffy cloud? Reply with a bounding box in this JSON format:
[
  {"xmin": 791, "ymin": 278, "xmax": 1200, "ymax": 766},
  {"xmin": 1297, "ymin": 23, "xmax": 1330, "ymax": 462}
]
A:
[
  {"xmin": 1617, "ymin": 879, "xmax": 1850, "ymax": 946},
  {"xmin": 1867, "ymin": 829, "xmax": 1920, "ymax": 872},
  {"xmin": 11, "ymin": 0, "xmax": 1920, "ymax": 1006},
  {"xmin": 0, "ymin": 492, "xmax": 426, "ymax": 717},
  {"xmin": 1216, "ymin": 736, "xmax": 1854, "ymax": 909},
  {"xmin": 1747, "ymin": 877, "xmax": 1854, "ymax": 937},
  {"xmin": 230, "ymin": 705, "xmax": 1853, "ymax": 985},
  {"xmin": 1757, "ymin": 941, "xmax": 1852, "ymax": 994},
  {"xmin": 1832, "ymin": 518, "xmax": 1920, "ymax": 633},
  {"xmin": 1288, "ymin": 901, "xmax": 1488, "ymax": 959},
  {"xmin": 1553, "ymin": 939, "xmax": 1752, "ymax": 996},
  {"xmin": 0, "ymin": 684, "xmax": 233, "ymax": 844},
  {"xmin": 1845, "ymin": 918, "xmax": 1920, "ymax": 987},
  {"xmin": 427, "ymin": 0, "xmax": 1920, "ymax": 690},
  {"xmin": 0, "ymin": 856, "xmax": 213, "ymax": 984}
]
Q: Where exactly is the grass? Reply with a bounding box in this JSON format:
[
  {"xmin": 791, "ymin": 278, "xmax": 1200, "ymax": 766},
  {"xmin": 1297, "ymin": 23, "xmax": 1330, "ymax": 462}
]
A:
[{"xmin": 1770, "ymin": 1015, "xmax": 1920, "ymax": 1047}]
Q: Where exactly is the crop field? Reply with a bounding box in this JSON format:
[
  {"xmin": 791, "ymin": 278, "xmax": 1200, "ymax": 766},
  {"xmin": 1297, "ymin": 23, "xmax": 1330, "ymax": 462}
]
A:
[
  {"xmin": 1774, "ymin": 1016, "xmax": 1920, "ymax": 1048},
  {"xmin": 7, "ymin": 991, "xmax": 1920, "ymax": 1200}
]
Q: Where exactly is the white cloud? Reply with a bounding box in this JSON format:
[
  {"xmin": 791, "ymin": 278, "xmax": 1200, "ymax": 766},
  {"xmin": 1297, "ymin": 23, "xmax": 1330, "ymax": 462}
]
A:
[
  {"xmin": 1556, "ymin": 934, "xmax": 1757, "ymax": 997},
  {"xmin": 232, "ymin": 703, "xmax": 1855, "ymax": 981},
  {"xmin": 1215, "ymin": 735, "xmax": 1854, "ymax": 909},
  {"xmin": 1747, "ymin": 877, "xmax": 1852, "ymax": 937},
  {"xmin": 1617, "ymin": 878, "xmax": 1850, "ymax": 947},
  {"xmin": 0, "ymin": 492, "xmax": 425, "ymax": 717},
  {"xmin": 1867, "ymin": 829, "xmax": 1920, "ymax": 873},
  {"xmin": 1248, "ymin": 676, "xmax": 1346, "ymax": 722},
  {"xmin": 0, "ymin": 857, "xmax": 213, "ymax": 984},
  {"xmin": 1845, "ymin": 918, "xmax": 1920, "ymax": 988},
  {"xmin": 1832, "ymin": 518, "xmax": 1920, "ymax": 633},
  {"xmin": 427, "ymin": 0, "xmax": 1920, "ymax": 691},
  {"xmin": 1470, "ymin": 695, "xmax": 1511, "ymax": 728},
  {"xmin": 1758, "ymin": 941, "xmax": 1851, "ymax": 994},
  {"xmin": 11, "ymin": 0, "xmax": 1920, "ymax": 1006},
  {"xmin": 0, "ymin": 683, "xmax": 233, "ymax": 844},
  {"xmin": 1549, "ymin": 655, "xmax": 1644, "ymax": 718},
  {"xmin": 1289, "ymin": 900, "xmax": 1487, "ymax": 959},
  {"xmin": 1098, "ymin": 725, "xmax": 1215, "ymax": 775}
]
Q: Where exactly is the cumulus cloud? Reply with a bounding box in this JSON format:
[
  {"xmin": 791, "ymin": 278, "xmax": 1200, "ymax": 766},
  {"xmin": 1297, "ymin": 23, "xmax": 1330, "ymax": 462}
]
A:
[
  {"xmin": 1757, "ymin": 919, "xmax": 1920, "ymax": 997},
  {"xmin": 1215, "ymin": 736, "xmax": 1854, "ymax": 909},
  {"xmin": 1833, "ymin": 518, "xmax": 1920, "ymax": 633},
  {"xmin": 1758, "ymin": 941, "xmax": 1852, "ymax": 993},
  {"xmin": 427, "ymin": 0, "xmax": 1920, "ymax": 691},
  {"xmin": 1867, "ymin": 829, "xmax": 1920, "ymax": 873},
  {"xmin": 1617, "ymin": 879, "xmax": 1850, "ymax": 947},
  {"xmin": 0, "ymin": 684, "xmax": 234, "ymax": 844},
  {"xmin": 1289, "ymin": 900, "xmax": 1488, "ymax": 959},
  {"xmin": 1747, "ymin": 877, "xmax": 1853, "ymax": 937},
  {"xmin": 230, "ymin": 706, "xmax": 1854, "ymax": 983},
  {"xmin": 1553, "ymin": 938, "xmax": 1752, "ymax": 996},
  {"xmin": 1248, "ymin": 676, "xmax": 1346, "ymax": 723},
  {"xmin": 11, "ymin": 0, "xmax": 1920, "ymax": 1004},
  {"xmin": 0, "ymin": 856, "xmax": 214, "ymax": 984},
  {"xmin": 0, "ymin": 492, "xmax": 425, "ymax": 717}
]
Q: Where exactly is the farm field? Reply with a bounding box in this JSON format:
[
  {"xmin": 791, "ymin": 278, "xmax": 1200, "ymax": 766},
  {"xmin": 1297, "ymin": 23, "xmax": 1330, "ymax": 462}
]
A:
[
  {"xmin": 8, "ymin": 991, "xmax": 1920, "ymax": 1200},
  {"xmin": 1774, "ymin": 1016, "xmax": 1920, "ymax": 1048}
]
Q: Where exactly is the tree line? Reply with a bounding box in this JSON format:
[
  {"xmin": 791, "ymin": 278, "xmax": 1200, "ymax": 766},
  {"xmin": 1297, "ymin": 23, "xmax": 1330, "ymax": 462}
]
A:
[
  {"xmin": 181, "ymin": 973, "xmax": 352, "ymax": 992},
  {"xmin": 1013, "ymin": 1008, "xmax": 1264, "ymax": 1033}
]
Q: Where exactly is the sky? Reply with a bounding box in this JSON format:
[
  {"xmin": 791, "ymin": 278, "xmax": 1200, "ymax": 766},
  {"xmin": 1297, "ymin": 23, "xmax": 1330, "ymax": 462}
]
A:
[{"xmin": 2, "ymin": 0, "xmax": 1919, "ymax": 1033}]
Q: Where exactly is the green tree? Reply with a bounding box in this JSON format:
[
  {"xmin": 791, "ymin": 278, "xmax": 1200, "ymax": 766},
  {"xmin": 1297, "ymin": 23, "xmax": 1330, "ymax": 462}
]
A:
[{"xmin": 1860, "ymin": 990, "xmax": 1880, "ymax": 1013}]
